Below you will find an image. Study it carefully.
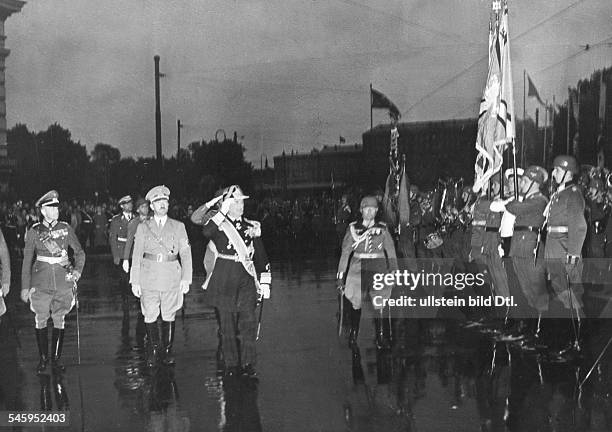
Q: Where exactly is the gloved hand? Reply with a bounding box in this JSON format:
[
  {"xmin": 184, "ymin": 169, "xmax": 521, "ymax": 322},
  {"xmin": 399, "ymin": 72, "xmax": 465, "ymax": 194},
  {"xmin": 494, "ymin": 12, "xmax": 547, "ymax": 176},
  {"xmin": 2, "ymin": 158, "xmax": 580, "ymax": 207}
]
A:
[
  {"xmin": 1, "ymin": 283, "xmax": 9, "ymax": 297},
  {"xmin": 205, "ymin": 195, "xmax": 224, "ymax": 208},
  {"xmin": 67, "ymin": 270, "xmax": 81, "ymax": 282},
  {"xmin": 20, "ymin": 288, "xmax": 30, "ymax": 303},
  {"xmin": 131, "ymin": 284, "xmax": 141, "ymax": 298},
  {"xmin": 180, "ymin": 280, "xmax": 190, "ymax": 294},
  {"xmin": 498, "ymin": 244, "xmax": 505, "ymax": 258},
  {"xmin": 220, "ymin": 198, "xmax": 233, "ymax": 214},
  {"xmin": 258, "ymin": 283, "xmax": 270, "ymax": 299},
  {"xmin": 336, "ymin": 279, "xmax": 344, "ymax": 293},
  {"xmin": 122, "ymin": 260, "xmax": 130, "ymax": 273}
]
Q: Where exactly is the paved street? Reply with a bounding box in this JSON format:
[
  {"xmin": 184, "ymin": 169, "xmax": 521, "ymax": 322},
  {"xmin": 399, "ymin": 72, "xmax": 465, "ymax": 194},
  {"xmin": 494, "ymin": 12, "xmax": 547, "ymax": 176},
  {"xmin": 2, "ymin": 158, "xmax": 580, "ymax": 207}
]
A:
[{"xmin": 1, "ymin": 253, "xmax": 612, "ymax": 431}]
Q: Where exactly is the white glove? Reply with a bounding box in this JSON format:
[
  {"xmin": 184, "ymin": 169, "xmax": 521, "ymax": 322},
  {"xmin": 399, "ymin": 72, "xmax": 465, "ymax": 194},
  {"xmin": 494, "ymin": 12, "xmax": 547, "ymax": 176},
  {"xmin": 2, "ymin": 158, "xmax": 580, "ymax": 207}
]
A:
[
  {"xmin": 180, "ymin": 280, "xmax": 190, "ymax": 294},
  {"xmin": 259, "ymin": 283, "xmax": 270, "ymax": 299},
  {"xmin": 122, "ymin": 260, "xmax": 130, "ymax": 273},
  {"xmin": 498, "ymin": 244, "xmax": 505, "ymax": 257},
  {"xmin": 489, "ymin": 200, "xmax": 506, "ymax": 213},
  {"xmin": 131, "ymin": 284, "xmax": 141, "ymax": 298},
  {"xmin": 220, "ymin": 198, "xmax": 233, "ymax": 214},
  {"xmin": 20, "ymin": 288, "xmax": 30, "ymax": 303},
  {"xmin": 1, "ymin": 283, "xmax": 9, "ymax": 297},
  {"xmin": 205, "ymin": 195, "xmax": 223, "ymax": 208}
]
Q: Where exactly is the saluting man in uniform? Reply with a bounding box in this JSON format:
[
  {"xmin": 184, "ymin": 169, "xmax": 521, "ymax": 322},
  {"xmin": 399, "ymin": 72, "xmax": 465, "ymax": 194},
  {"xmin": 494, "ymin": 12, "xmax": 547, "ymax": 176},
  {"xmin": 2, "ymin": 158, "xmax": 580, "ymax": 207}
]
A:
[
  {"xmin": 337, "ymin": 196, "xmax": 397, "ymax": 349},
  {"xmin": 544, "ymin": 155, "xmax": 587, "ymax": 354},
  {"xmin": 0, "ymin": 228, "xmax": 11, "ymax": 321},
  {"xmin": 109, "ymin": 195, "xmax": 134, "ymax": 299},
  {"xmin": 191, "ymin": 185, "xmax": 271, "ymax": 378},
  {"xmin": 130, "ymin": 186, "xmax": 192, "ymax": 366},
  {"xmin": 20, "ymin": 190, "xmax": 86, "ymax": 374}
]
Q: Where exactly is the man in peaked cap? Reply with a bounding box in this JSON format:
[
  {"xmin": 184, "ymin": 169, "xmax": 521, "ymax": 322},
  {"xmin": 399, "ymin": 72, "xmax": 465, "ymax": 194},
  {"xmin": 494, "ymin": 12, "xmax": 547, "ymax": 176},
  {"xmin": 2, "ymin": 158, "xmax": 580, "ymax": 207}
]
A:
[
  {"xmin": 122, "ymin": 197, "xmax": 150, "ymax": 273},
  {"xmin": 21, "ymin": 190, "xmax": 86, "ymax": 374},
  {"xmin": 545, "ymin": 155, "xmax": 587, "ymax": 357},
  {"xmin": 130, "ymin": 186, "xmax": 192, "ymax": 366},
  {"xmin": 191, "ymin": 185, "xmax": 271, "ymax": 378},
  {"xmin": 109, "ymin": 195, "xmax": 134, "ymax": 301}
]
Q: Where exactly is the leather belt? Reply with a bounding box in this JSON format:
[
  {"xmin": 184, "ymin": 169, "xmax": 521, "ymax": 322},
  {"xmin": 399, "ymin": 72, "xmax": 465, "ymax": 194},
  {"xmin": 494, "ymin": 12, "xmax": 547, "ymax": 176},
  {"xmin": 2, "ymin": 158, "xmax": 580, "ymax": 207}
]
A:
[
  {"xmin": 143, "ymin": 253, "xmax": 178, "ymax": 262},
  {"xmin": 354, "ymin": 253, "xmax": 385, "ymax": 259},
  {"xmin": 547, "ymin": 226, "xmax": 568, "ymax": 233},
  {"xmin": 514, "ymin": 226, "xmax": 540, "ymax": 232},
  {"xmin": 117, "ymin": 237, "xmax": 127, "ymax": 242},
  {"xmin": 485, "ymin": 227, "xmax": 499, "ymax": 232},
  {"xmin": 36, "ymin": 256, "xmax": 69, "ymax": 265},
  {"xmin": 217, "ymin": 253, "xmax": 242, "ymax": 262},
  {"xmin": 472, "ymin": 220, "xmax": 486, "ymax": 226}
]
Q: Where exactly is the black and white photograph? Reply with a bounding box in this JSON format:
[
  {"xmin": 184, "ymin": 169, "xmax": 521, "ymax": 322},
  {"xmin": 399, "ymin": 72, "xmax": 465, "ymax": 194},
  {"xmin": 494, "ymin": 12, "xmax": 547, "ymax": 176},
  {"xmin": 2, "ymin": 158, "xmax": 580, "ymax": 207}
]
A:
[{"xmin": 0, "ymin": 0, "xmax": 611, "ymax": 430}]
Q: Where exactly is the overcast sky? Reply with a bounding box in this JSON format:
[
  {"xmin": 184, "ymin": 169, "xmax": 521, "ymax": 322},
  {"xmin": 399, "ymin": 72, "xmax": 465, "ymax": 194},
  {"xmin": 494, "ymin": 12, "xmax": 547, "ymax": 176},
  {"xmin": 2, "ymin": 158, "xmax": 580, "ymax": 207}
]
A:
[{"xmin": 5, "ymin": 0, "xmax": 612, "ymax": 165}]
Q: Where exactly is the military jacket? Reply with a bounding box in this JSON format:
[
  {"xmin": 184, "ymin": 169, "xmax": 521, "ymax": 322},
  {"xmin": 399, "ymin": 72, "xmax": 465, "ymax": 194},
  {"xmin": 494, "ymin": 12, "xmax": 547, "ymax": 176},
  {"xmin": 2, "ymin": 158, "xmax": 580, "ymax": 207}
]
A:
[
  {"xmin": 338, "ymin": 221, "xmax": 397, "ymax": 275},
  {"xmin": 123, "ymin": 216, "xmax": 149, "ymax": 260},
  {"xmin": 545, "ymin": 181, "xmax": 587, "ymax": 257},
  {"xmin": 130, "ymin": 217, "xmax": 192, "ymax": 291},
  {"xmin": 470, "ymin": 197, "xmax": 501, "ymax": 254},
  {"xmin": 506, "ymin": 192, "xmax": 548, "ymax": 258},
  {"xmin": 109, "ymin": 212, "xmax": 133, "ymax": 262},
  {"xmin": 21, "ymin": 221, "xmax": 86, "ymax": 291}
]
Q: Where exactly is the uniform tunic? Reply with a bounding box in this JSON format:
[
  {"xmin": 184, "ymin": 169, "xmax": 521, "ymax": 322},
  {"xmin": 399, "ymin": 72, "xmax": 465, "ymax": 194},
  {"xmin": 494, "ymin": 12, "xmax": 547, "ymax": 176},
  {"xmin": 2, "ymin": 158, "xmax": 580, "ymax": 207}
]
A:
[
  {"xmin": 109, "ymin": 213, "xmax": 133, "ymax": 265},
  {"xmin": 506, "ymin": 191, "xmax": 549, "ymax": 313},
  {"xmin": 544, "ymin": 181, "xmax": 587, "ymax": 309},
  {"xmin": 21, "ymin": 221, "xmax": 85, "ymax": 328},
  {"xmin": 199, "ymin": 210, "xmax": 270, "ymax": 368},
  {"xmin": 130, "ymin": 218, "xmax": 192, "ymax": 322},
  {"xmin": 337, "ymin": 221, "xmax": 397, "ymax": 311}
]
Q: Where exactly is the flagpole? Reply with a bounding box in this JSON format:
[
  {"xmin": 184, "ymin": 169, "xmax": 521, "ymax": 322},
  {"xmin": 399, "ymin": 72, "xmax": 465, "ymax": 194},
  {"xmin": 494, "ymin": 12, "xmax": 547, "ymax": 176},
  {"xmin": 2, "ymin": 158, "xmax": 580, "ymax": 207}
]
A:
[
  {"xmin": 551, "ymin": 95, "xmax": 555, "ymax": 165},
  {"xmin": 543, "ymin": 100, "xmax": 548, "ymax": 166},
  {"xmin": 567, "ymin": 87, "xmax": 571, "ymax": 154},
  {"xmin": 370, "ymin": 83, "xmax": 373, "ymax": 131},
  {"xmin": 522, "ymin": 69, "xmax": 526, "ymax": 167}
]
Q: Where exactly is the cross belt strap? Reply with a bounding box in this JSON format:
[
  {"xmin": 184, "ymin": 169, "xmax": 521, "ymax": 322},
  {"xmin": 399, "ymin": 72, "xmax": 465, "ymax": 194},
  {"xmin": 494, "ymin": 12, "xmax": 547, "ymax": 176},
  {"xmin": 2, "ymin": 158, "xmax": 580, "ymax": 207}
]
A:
[{"xmin": 217, "ymin": 253, "xmax": 242, "ymax": 262}]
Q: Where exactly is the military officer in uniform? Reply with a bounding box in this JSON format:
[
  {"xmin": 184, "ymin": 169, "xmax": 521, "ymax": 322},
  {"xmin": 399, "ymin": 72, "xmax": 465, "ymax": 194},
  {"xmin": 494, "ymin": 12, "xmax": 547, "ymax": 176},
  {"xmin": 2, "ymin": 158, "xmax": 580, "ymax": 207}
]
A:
[
  {"xmin": 337, "ymin": 196, "xmax": 397, "ymax": 349},
  {"xmin": 130, "ymin": 186, "xmax": 192, "ymax": 366},
  {"xmin": 0, "ymin": 229, "xmax": 11, "ymax": 321},
  {"xmin": 492, "ymin": 166, "xmax": 549, "ymax": 343},
  {"xmin": 191, "ymin": 185, "xmax": 271, "ymax": 378},
  {"xmin": 20, "ymin": 190, "xmax": 86, "ymax": 374},
  {"xmin": 109, "ymin": 195, "xmax": 134, "ymax": 300},
  {"xmin": 122, "ymin": 197, "xmax": 150, "ymax": 274},
  {"xmin": 544, "ymin": 155, "xmax": 587, "ymax": 354}
]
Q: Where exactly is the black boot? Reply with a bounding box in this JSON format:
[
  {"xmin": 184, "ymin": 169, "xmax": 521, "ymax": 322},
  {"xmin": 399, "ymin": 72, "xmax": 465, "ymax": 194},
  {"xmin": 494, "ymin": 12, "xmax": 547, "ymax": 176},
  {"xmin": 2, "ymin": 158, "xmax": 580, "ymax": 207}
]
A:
[
  {"xmin": 348, "ymin": 308, "xmax": 361, "ymax": 349},
  {"xmin": 39, "ymin": 374, "xmax": 52, "ymax": 410},
  {"xmin": 36, "ymin": 328, "xmax": 49, "ymax": 374},
  {"xmin": 51, "ymin": 328, "xmax": 65, "ymax": 372},
  {"xmin": 161, "ymin": 321, "xmax": 175, "ymax": 366},
  {"xmin": 53, "ymin": 373, "xmax": 70, "ymax": 410},
  {"xmin": 351, "ymin": 346, "xmax": 364, "ymax": 383},
  {"xmin": 374, "ymin": 312, "xmax": 391, "ymax": 349},
  {"xmin": 145, "ymin": 322, "xmax": 160, "ymax": 367}
]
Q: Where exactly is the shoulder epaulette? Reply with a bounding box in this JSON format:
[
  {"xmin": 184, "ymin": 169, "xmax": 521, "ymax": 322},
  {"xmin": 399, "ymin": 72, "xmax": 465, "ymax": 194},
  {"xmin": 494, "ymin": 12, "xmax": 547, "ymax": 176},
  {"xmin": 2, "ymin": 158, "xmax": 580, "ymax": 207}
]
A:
[{"xmin": 32, "ymin": 222, "xmax": 41, "ymax": 229}]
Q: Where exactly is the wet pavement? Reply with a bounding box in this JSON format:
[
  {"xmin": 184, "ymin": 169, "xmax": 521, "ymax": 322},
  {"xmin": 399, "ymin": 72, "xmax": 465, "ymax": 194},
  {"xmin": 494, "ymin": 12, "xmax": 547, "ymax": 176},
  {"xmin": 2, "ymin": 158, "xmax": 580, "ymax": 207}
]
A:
[{"xmin": 2, "ymin": 252, "xmax": 612, "ymax": 431}]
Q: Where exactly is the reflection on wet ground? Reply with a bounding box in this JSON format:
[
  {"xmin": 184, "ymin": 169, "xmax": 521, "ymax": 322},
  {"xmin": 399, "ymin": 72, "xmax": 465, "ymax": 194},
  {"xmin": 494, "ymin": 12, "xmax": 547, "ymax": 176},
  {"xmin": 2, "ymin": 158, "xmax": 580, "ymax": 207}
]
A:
[{"xmin": 1, "ymin": 253, "xmax": 612, "ymax": 431}]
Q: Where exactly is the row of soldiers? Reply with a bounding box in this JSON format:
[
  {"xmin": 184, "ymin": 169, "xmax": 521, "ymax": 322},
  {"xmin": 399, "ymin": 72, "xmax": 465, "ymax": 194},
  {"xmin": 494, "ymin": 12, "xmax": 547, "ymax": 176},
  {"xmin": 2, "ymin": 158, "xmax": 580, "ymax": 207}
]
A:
[{"xmin": 336, "ymin": 154, "xmax": 596, "ymax": 361}]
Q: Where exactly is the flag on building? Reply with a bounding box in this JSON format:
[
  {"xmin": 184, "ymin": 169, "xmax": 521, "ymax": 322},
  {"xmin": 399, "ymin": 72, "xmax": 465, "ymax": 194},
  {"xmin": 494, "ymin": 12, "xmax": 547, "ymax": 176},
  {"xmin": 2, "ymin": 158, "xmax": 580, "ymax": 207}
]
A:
[
  {"xmin": 527, "ymin": 73, "xmax": 544, "ymax": 105},
  {"xmin": 371, "ymin": 87, "xmax": 401, "ymax": 121},
  {"xmin": 339, "ymin": 135, "xmax": 346, "ymax": 144},
  {"xmin": 382, "ymin": 169, "xmax": 398, "ymax": 227},
  {"xmin": 569, "ymin": 87, "xmax": 580, "ymax": 123},
  {"xmin": 473, "ymin": 1, "xmax": 515, "ymax": 193}
]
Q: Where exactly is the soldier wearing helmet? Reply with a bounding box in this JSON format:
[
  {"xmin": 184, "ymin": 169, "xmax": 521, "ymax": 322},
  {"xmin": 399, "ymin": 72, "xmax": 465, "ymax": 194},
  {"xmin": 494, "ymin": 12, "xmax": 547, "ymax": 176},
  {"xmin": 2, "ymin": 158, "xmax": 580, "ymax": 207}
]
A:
[
  {"xmin": 545, "ymin": 155, "xmax": 587, "ymax": 357},
  {"xmin": 493, "ymin": 166, "xmax": 549, "ymax": 344},
  {"xmin": 585, "ymin": 176, "xmax": 608, "ymax": 259},
  {"xmin": 337, "ymin": 195, "xmax": 397, "ymax": 350}
]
